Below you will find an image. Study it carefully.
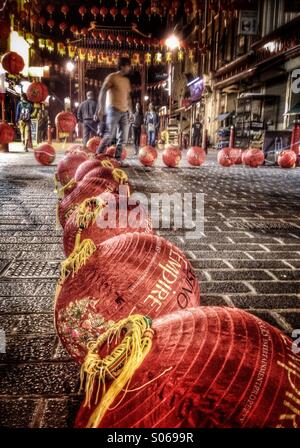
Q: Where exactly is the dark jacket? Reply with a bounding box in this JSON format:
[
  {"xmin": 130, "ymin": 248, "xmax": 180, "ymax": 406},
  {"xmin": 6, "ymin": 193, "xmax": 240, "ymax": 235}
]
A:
[
  {"xmin": 144, "ymin": 111, "xmax": 159, "ymax": 130},
  {"xmin": 77, "ymin": 99, "xmax": 97, "ymax": 122},
  {"xmin": 132, "ymin": 111, "xmax": 143, "ymax": 128},
  {"xmin": 16, "ymin": 100, "xmax": 33, "ymax": 122}
]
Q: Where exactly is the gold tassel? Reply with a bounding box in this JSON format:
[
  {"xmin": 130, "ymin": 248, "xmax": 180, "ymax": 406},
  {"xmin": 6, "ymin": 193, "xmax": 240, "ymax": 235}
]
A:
[
  {"xmin": 112, "ymin": 168, "xmax": 128, "ymax": 184},
  {"xmin": 101, "ymin": 160, "xmax": 114, "ymax": 169},
  {"xmin": 76, "ymin": 197, "xmax": 106, "ymax": 229},
  {"xmin": 59, "ymin": 238, "xmax": 96, "ymax": 283},
  {"xmin": 58, "ymin": 178, "xmax": 77, "ymax": 199},
  {"xmin": 54, "ymin": 173, "xmax": 59, "ymax": 193},
  {"xmin": 56, "ymin": 202, "xmax": 61, "ymax": 230},
  {"xmin": 80, "ymin": 315, "xmax": 154, "ymax": 428}
]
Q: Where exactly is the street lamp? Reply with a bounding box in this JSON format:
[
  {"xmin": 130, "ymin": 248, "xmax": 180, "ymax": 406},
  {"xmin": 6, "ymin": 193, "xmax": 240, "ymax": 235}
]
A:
[
  {"xmin": 165, "ymin": 34, "xmax": 180, "ymax": 116},
  {"xmin": 66, "ymin": 61, "xmax": 75, "ymax": 109}
]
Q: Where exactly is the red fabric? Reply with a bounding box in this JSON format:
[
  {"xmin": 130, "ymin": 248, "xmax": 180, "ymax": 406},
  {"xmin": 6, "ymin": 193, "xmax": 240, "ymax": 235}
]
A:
[
  {"xmin": 105, "ymin": 146, "xmax": 127, "ymax": 160},
  {"xmin": 1, "ymin": 52, "xmax": 24, "ymax": 75},
  {"xmin": 87, "ymin": 137, "xmax": 101, "ymax": 153},
  {"xmin": 58, "ymin": 177, "xmax": 120, "ymax": 227},
  {"xmin": 74, "ymin": 306, "xmax": 300, "ymax": 428},
  {"xmin": 186, "ymin": 146, "xmax": 206, "ymax": 166},
  {"xmin": 244, "ymin": 148, "xmax": 265, "ymax": 168},
  {"xmin": 138, "ymin": 146, "xmax": 158, "ymax": 167},
  {"xmin": 55, "ymin": 112, "xmax": 77, "ymax": 133},
  {"xmin": 56, "ymin": 153, "xmax": 88, "ymax": 186},
  {"xmin": 162, "ymin": 145, "xmax": 182, "ymax": 168},
  {"xmin": 65, "ymin": 144, "xmax": 85, "ymax": 155},
  {"xmin": 0, "ymin": 122, "xmax": 14, "ymax": 144},
  {"xmin": 26, "ymin": 82, "xmax": 49, "ymax": 103},
  {"xmin": 82, "ymin": 166, "xmax": 116, "ymax": 182},
  {"xmin": 217, "ymin": 148, "xmax": 235, "ymax": 167},
  {"xmin": 278, "ymin": 150, "xmax": 297, "ymax": 168},
  {"xmin": 229, "ymin": 148, "xmax": 243, "ymax": 164},
  {"xmin": 94, "ymin": 154, "xmax": 120, "ymax": 167},
  {"xmin": 63, "ymin": 193, "xmax": 153, "ymax": 256},
  {"xmin": 34, "ymin": 144, "xmax": 55, "ymax": 165},
  {"xmin": 55, "ymin": 233, "xmax": 200, "ymax": 363},
  {"xmin": 75, "ymin": 159, "xmax": 118, "ymax": 182}
]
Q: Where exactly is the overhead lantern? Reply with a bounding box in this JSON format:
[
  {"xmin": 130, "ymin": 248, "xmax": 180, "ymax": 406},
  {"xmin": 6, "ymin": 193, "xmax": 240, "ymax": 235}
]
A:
[
  {"xmin": 59, "ymin": 22, "xmax": 68, "ymax": 34},
  {"xmin": 47, "ymin": 19, "xmax": 55, "ymax": 30},
  {"xmin": 61, "ymin": 5, "xmax": 69, "ymax": 18},
  {"xmin": 46, "ymin": 4, "xmax": 55, "ymax": 17},
  {"xmin": 91, "ymin": 6, "xmax": 99, "ymax": 19},
  {"xmin": 38, "ymin": 17, "xmax": 46, "ymax": 28},
  {"xmin": 110, "ymin": 7, "xmax": 118, "ymax": 21},
  {"xmin": 100, "ymin": 6, "xmax": 108, "ymax": 20},
  {"xmin": 133, "ymin": 7, "xmax": 141, "ymax": 20},
  {"xmin": 70, "ymin": 25, "xmax": 79, "ymax": 35},
  {"xmin": 79, "ymin": 6, "xmax": 87, "ymax": 19},
  {"xmin": 121, "ymin": 6, "xmax": 129, "ymax": 21}
]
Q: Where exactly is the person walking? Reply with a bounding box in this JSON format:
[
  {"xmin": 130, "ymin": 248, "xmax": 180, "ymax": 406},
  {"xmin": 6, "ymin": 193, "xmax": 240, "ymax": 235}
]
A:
[
  {"xmin": 192, "ymin": 115, "xmax": 202, "ymax": 147},
  {"xmin": 144, "ymin": 103, "xmax": 159, "ymax": 147},
  {"xmin": 96, "ymin": 57, "xmax": 132, "ymax": 161},
  {"xmin": 77, "ymin": 91, "xmax": 98, "ymax": 146},
  {"xmin": 132, "ymin": 102, "xmax": 143, "ymax": 154},
  {"xmin": 15, "ymin": 94, "xmax": 33, "ymax": 152}
]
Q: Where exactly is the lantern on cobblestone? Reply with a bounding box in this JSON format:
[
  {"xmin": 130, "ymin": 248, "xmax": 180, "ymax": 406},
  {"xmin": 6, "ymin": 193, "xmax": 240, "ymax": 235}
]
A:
[
  {"xmin": 55, "ymin": 112, "xmax": 77, "ymax": 134},
  {"xmin": 105, "ymin": 145, "xmax": 127, "ymax": 160},
  {"xmin": 1, "ymin": 51, "xmax": 24, "ymax": 75},
  {"xmin": 75, "ymin": 158, "xmax": 120, "ymax": 182},
  {"xmin": 0, "ymin": 122, "xmax": 14, "ymax": 144},
  {"xmin": 162, "ymin": 145, "xmax": 181, "ymax": 167},
  {"xmin": 187, "ymin": 146, "xmax": 206, "ymax": 166},
  {"xmin": 244, "ymin": 148, "xmax": 265, "ymax": 168},
  {"xmin": 56, "ymin": 152, "xmax": 88, "ymax": 187},
  {"xmin": 55, "ymin": 232, "xmax": 200, "ymax": 363},
  {"xmin": 278, "ymin": 150, "xmax": 297, "ymax": 168},
  {"xmin": 217, "ymin": 148, "xmax": 235, "ymax": 167},
  {"xmin": 86, "ymin": 136, "xmax": 101, "ymax": 153},
  {"xmin": 74, "ymin": 306, "xmax": 300, "ymax": 428},
  {"xmin": 229, "ymin": 147, "xmax": 243, "ymax": 164},
  {"xmin": 34, "ymin": 143, "xmax": 55, "ymax": 165},
  {"xmin": 138, "ymin": 145, "xmax": 158, "ymax": 167},
  {"xmin": 63, "ymin": 193, "xmax": 152, "ymax": 256},
  {"xmin": 58, "ymin": 177, "xmax": 121, "ymax": 227},
  {"xmin": 26, "ymin": 82, "xmax": 49, "ymax": 103}
]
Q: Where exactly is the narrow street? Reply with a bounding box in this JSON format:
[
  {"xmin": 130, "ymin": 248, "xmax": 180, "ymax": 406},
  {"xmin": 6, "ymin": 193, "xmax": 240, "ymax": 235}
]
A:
[{"xmin": 0, "ymin": 149, "xmax": 299, "ymax": 428}]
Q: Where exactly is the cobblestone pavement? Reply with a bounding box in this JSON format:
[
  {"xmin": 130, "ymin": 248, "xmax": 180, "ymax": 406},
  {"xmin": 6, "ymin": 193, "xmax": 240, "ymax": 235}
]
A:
[{"xmin": 0, "ymin": 148, "xmax": 300, "ymax": 427}]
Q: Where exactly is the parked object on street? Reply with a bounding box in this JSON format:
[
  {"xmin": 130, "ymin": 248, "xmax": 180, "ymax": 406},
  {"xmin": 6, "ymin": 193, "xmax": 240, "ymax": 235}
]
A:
[
  {"xmin": 86, "ymin": 136, "xmax": 101, "ymax": 153},
  {"xmin": 138, "ymin": 145, "xmax": 157, "ymax": 167},
  {"xmin": 217, "ymin": 147, "xmax": 235, "ymax": 167},
  {"xmin": 244, "ymin": 148, "xmax": 265, "ymax": 168},
  {"xmin": 186, "ymin": 146, "xmax": 206, "ymax": 166},
  {"xmin": 162, "ymin": 144, "xmax": 181, "ymax": 168},
  {"xmin": 278, "ymin": 149, "xmax": 297, "ymax": 168},
  {"xmin": 56, "ymin": 152, "xmax": 88, "ymax": 186},
  {"xmin": 34, "ymin": 143, "xmax": 55, "ymax": 165},
  {"xmin": 105, "ymin": 145, "xmax": 127, "ymax": 160}
]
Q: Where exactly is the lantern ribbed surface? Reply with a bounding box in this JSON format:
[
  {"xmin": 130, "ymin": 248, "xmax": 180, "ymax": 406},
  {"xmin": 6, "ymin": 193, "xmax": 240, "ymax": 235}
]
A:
[{"xmin": 74, "ymin": 306, "xmax": 300, "ymax": 428}]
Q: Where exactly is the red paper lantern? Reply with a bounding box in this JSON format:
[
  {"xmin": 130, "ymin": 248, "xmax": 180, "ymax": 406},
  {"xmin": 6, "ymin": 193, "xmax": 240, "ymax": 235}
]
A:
[
  {"xmin": 98, "ymin": 31, "xmax": 107, "ymax": 41},
  {"xmin": 47, "ymin": 19, "xmax": 55, "ymax": 30},
  {"xmin": 145, "ymin": 7, "xmax": 152, "ymax": 20},
  {"xmin": 58, "ymin": 177, "xmax": 121, "ymax": 227},
  {"xmin": 184, "ymin": 0, "xmax": 193, "ymax": 15},
  {"xmin": 91, "ymin": 6, "xmax": 99, "ymax": 19},
  {"xmin": 244, "ymin": 148, "xmax": 265, "ymax": 168},
  {"xmin": 31, "ymin": 15, "xmax": 39, "ymax": 24},
  {"xmin": 61, "ymin": 5, "xmax": 69, "ymax": 18},
  {"xmin": 56, "ymin": 152, "xmax": 88, "ymax": 186},
  {"xmin": 0, "ymin": 20, "xmax": 10, "ymax": 40},
  {"xmin": 46, "ymin": 4, "xmax": 55, "ymax": 16},
  {"xmin": 70, "ymin": 25, "xmax": 78, "ymax": 35},
  {"xmin": 0, "ymin": 122, "xmax": 14, "ymax": 144},
  {"xmin": 100, "ymin": 6, "xmax": 108, "ymax": 20},
  {"xmin": 75, "ymin": 306, "xmax": 300, "ymax": 428},
  {"xmin": 137, "ymin": 0, "xmax": 145, "ymax": 5},
  {"xmin": 55, "ymin": 232, "xmax": 200, "ymax": 363},
  {"xmin": 79, "ymin": 6, "xmax": 87, "ymax": 19},
  {"xmin": 26, "ymin": 82, "xmax": 49, "ymax": 103},
  {"xmin": 134, "ymin": 7, "xmax": 141, "ymax": 20},
  {"xmin": 162, "ymin": 145, "xmax": 182, "ymax": 167},
  {"xmin": 229, "ymin": 147, "xmax": 243, "ymax": 164},
  {"xmin": 127, "ymin": 36, "xmax": 134, "ymax": 46},
  {"xmin": 19, "ymin": 10, "xmax": 27, "ymax": 21},
  {"xmin": 117, "ymin": 34, "xmax": 125, "ymax": 45},
  {"xmin": 121, "ymin": 7, "xmax": 129, "ymax": 20},
  {"xmin": 59, "ymin": 22, "xmax": 68, "ymax": 34},
  {"xmin": 278, "ymin": 150, "xmax": 297, "ymax": 168},
  {"xmin": 217, "ymin": 147, "xmax": 235, "ymax": 167},
  {"xmin": 169, "ymin": 6, "xmax": 176, "ymax": 19},
  {"xmin": 81, "ymin": 27, "xmax": 89, "ymax": 37},
  {"xmin": 134, "ymin": 37, "xmax": 140, "ymax": 46},
  {"xmin": 172, "ymin": 0, "xmax": 180, "ymax": 11},
  {"xmin": 186, "ymin": 146, "xmax": 206, "ymax": 166},
  {"xmin": 110, "ymin": 7, "xmax": 118, "ymax": 20},
  {"xmin": 38, "ymin": 16, "xmax": 46, "ymax": 27},
  {"xmin": 86, "ymin": 136, "xmax": 101, "ymax": 153},
  {"xmin": 34, "ymin": 143, "xmax": 55, "ymax": 165},
  {"xmin": 138, "ymin": 145, "xmax": 158, "ymax": 167},
  {"xmin": 105, "ymin": 145, "xmax": 127, "ymax": 160},
  {"xmin": 74, "ymin": 158, "xmax": 120, "ymax": 183},
  {"xmin": 108, "ymin": 33, "xmax": 117, "ymax": 43},
  {"xmin": 63, "ymin": 193, "xmax": 152, "ymax": 257},
  {"xmin": 1, "ymin": 51, "xmax": 24, "ymax": 75},
  {"xmin": 55, "ymin": 111, "xmax": 77, "ymax": 134}
]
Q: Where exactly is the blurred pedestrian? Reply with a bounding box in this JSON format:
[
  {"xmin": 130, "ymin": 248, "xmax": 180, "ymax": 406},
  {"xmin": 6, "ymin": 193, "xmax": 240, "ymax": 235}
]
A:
[
  {"xmin": 77, "ymin": 91, "xmax": 98, "ymax": 146},
  {"xmin": 132, "ymin": 102, "xmax": 143, "ymax": 154},
  {"xmin": 15, "ymin": 93, "xmax": 33, "ymax": 152},
  {"xmin": 144, "ymin": 102, "xmax": 159, "ymax": 147}
]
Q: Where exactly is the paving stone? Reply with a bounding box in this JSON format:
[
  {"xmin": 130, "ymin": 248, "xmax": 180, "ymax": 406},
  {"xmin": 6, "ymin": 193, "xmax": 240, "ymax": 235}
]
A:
[
  {"xmin": 0, "ymin": 398, "xmax": 37, "ymax": 428},
  {"xmin": 0, "ymin": 335, "xmax": 56, "ymax": 362},
  {"xmin": 41, "ymin": 397, "xmax": 82, "ymax": 428}
]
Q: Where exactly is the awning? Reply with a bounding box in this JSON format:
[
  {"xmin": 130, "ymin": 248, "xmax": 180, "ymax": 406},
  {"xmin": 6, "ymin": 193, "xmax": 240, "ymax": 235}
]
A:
[
  {"xmin": 285, "ymin": 103, "xmax": 300, "ymax": 115},
  {"xmin": 214, "ymin": 112, "xmax": 232, "ymax": 121}
]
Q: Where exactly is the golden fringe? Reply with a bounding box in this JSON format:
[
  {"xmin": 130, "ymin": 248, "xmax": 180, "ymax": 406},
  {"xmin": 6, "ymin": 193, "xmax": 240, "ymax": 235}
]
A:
[
  {"xmin": 56, "ymin": 202, "xmax": 61, "ymax": 230},
  {"xmin": 80, "ymin": 314, "xmax": 154, "ymax": 428},
  {"xmin": 76, "ymin": 197, "xmax": 106, "ymax": 229},
  {"xmin": 54, "ymin": 174, "xmax": 59, "ymax": 193},
  {"xmin": 58, "ymin": 178, "xmax": 77, "ymax": 199},
  {"xmin": 59, "ymin": 238, "xmax": 96, "ymax": 283},
  {"xmin": 112, "ymin": 168, "xmax": 128, "ymax": 184},
  {"xmin": 101, "ymin": 160, "xmax": 114, "ymax": 169}
]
